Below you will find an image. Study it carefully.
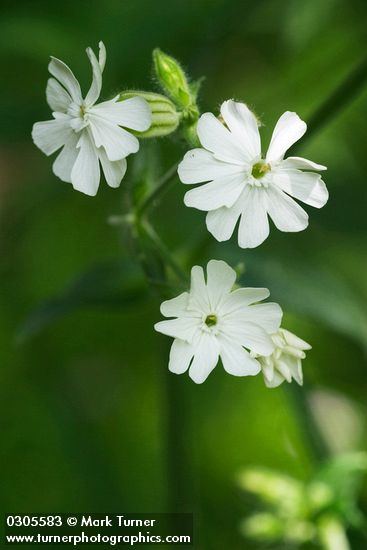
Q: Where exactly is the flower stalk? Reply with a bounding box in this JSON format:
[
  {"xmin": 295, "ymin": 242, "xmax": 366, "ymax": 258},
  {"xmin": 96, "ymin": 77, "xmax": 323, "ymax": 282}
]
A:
[{"xmin": 135, "ymin": 162, "xmax": 179, "ymax": 219}]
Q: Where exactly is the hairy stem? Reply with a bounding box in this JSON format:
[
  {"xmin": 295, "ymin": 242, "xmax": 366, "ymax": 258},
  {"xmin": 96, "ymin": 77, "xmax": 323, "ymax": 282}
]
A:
[
  {"xmin": 131, "ymin": 164, "xmax": 191, "ymax": 514},
  {"xmin": 141, "ymin": 221, "xmax": 187, "ymax": 284},
  {"xmin": 163, "ymin": 358, "xmax": 195, "ymax": 515},
  {"xmin": 136, "ymin": 162, "xmax": 179, "ymax": 218}
]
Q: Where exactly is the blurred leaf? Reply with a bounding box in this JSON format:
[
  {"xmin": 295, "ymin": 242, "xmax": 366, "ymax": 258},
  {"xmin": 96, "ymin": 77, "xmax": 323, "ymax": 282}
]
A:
[
  {"xmin": 240, "ymin": 512, "xmax": 286, "ymax": 542},
  {"xmin": 240, "ymin": 255, "xmax": 367, "ymax": 349},
  {"xmin": 17, "ymin": 259, "xmax": 148, "ymax": 341},
  {"xmin": 315, "ymin": 453, "xmax": 367, "ymax": 527},
  {"xmin": 238, "ymin": 468, "xmax": 305, "ymax": 518}
]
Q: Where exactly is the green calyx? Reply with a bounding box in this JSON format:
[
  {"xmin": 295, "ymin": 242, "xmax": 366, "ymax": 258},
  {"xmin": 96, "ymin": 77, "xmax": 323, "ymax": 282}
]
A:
[
  {"xmin": 153, "ymin": 48, "xmax": 203, "ymax": 145},
  {"xmin": 119, "ymin": 91, "xmax": 180, "ymax": 138},
  {"xmin": 205, "ymin": 314, "xmax": 217, "ymax": 327},
  {"xmin": 153, "ymin": 48, "xmax": 191, "ymax": 108},
  {"xmin": 119, "ymin": 50, "xmax": 204, "ymax": 144},
  {"xmin": 252, "ymin": 161, "xmax": 271, "ymax": 179}
]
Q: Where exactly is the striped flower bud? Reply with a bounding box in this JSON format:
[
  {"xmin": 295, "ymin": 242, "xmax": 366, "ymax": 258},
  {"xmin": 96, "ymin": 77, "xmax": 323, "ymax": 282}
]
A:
[{"xmin": 119, "ymin": 91, "xmax": 180, "ymax": 138}]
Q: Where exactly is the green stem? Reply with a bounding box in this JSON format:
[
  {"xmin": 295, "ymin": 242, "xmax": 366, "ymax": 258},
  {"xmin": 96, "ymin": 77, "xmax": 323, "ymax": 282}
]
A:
[
  {"xmin": 291, "ymin": 55, "xmax": 367, "ymax": 153},
  {"xmin": 136, "ymin": 162, "xmax": 179, "ymax": 218},
  {"xmin": 163, "ymin": 357, "xmax": 195, "ymax": 515},
  {"xmin": 131, "ymin": 207, "xmax": 192, "ymax": 515},
  {"xmin": 286, "ymin": 384, "xmax": 330, "ymax": 464},
  {"xmin": 141, "ymin": 221, "xmax": 187, "ymax": 284}
]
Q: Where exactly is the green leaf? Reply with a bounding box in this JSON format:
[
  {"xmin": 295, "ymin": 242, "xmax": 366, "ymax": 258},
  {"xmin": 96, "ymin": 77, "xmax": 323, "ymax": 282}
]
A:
[{"xmin": 17, "ymin": 259, "xmax": 148, "ymax": 341}]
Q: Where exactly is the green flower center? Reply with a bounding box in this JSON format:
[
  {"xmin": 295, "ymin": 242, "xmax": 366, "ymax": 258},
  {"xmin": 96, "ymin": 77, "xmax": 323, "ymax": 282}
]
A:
[
  {"xmin": 251, "ymin": 161, "xmax": 271, "ymax": 179},
  {"xmin": 205, "ymin": 314, "xmax": 218, "ymax": 327}
]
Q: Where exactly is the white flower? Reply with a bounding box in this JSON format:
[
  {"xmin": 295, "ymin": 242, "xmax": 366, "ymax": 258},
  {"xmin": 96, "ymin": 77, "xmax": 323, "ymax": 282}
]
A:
[
  {"xmin": 154, "ymin": 259, "xmax": 282, "ymax": 384},
  {"xmin": 258, "ymin": 328, "xmax": 311, "ymax": 388},
  {"xmin": 32, "ymin": 42, "xmax": 151, "ymax": 196},
  {"xmin": 178, "ymin": 100, "xmax": 328, "ymax": 248}
]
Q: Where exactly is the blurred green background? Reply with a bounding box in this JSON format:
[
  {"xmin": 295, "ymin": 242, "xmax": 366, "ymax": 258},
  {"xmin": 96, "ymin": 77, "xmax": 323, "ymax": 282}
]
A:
[{"xmin": 1, "ymin": 0, "xmax": 367, "ymax": 548}]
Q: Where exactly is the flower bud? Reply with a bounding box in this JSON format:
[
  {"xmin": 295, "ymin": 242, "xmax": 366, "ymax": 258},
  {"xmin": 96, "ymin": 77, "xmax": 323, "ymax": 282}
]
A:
[
  {"xmin": 153, "ymin": 49, "xmax": 191, "ymax": 108},
  {"xmin": 119, "ymin": 91, "xmax": 180, "ymax": 138}
]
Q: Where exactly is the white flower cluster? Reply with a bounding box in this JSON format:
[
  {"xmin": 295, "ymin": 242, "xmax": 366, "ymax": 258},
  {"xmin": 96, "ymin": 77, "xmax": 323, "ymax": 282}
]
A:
[
  {"xmin": 155, "ymin": 260, "xmax": 282, "ymax": 384},
  {"xmin": 154, "ymin": 260, "xmax": 310, "ymax": 386},
  {"xmin": 32, "ymin": 43, "xmax": 322, "ymax": 386}
]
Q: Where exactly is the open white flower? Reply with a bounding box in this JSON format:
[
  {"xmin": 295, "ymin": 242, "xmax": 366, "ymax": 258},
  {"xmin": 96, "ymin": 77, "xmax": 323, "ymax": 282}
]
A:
[
  {"xmin": 258, "ymin": 328, "xmax": 311, "ymax": 388},
  {"xmin": 32, "ymin": 41, "xmax": 151, "ymax": 196},
  {"xmin": 178, "ymin": 100, "xmax": 328, "ymax": 248},
  {"xmin": 154, "ymin": 259, "xmax": 282, "ymax": 384}
]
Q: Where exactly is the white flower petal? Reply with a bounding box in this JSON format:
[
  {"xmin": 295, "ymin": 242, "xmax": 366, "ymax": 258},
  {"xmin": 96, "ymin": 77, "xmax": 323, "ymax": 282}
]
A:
[
  {"xmin": 71, "ymin": 132, "xmax": 100, "ymax": 196},
  {"xmin": 227, "ymin": 303, "xmax": 283, "ymax": 334},
  {"xmin": 197, "ymin": 112, "xmax": 248, "ymax": 164},
  {"xmin": 261, "ymin": 357, "xmax": 274, "ymax": 381},
  {"xmin": 205, "ymin": 199, "xmax": 243, "ymax": 242},
  {"xmin": 46, "ymin": 78, "xmax": 72, "ymax": 112},
  {"xmin": 48, "ymin": 56, "xmax": 82, "ymax": 104},
  {"xmin": 98, "ymin": 41, "xmax": 106, "ymax": 71},
  {"xmin": 52, "ymin": 133, "xmax": 79, "ymax": 182},
  {"xmin": 184, "ymin": 173, "xmax": 245, "ymax": 211},
  {"xmin": 238, "ymin": 186, "xmax": 269, "ymax": 248},
  {"xmin": 189, "ymin": 265, "xmax": 210, "ymax": 312},
  {"xmin": 220, "ymin": 100, "xmax": 261, "ymax": 161},
  {"xmin": 89, "ymin": 115, "xmax": 139, "ymax": 161},
  {"xmin": 281, "ymin": 156, "xmax": 327, "ymax": 171},
  {"xmin": 272, "ymin": 169, "xmax": 329, "ymax": 209},
  {"xmin": 218, "ymin": 335, "xmax": 260, "ymax": 376},
  {"xmin": 275, "ymin": 358, "xmax": 293, "ymax": 382},
  {"xmin": 160, "ymin": 292, "xmax": 190, "ymax": 318},
  {"xmin": 98, "ymin": 148, "xmax": 127, "ymax": 188},
  {"xmin": 285, "ymin": 356, "xmax": 303, "ymax": 385},
  {"xmin": 266, "ymin": 112, "xmax": 307, "ymax": 163},
  {"xmin": 178, "ymin": 148, "xmax": 244, "ymax": 184},
  {"xmin": 223, "ymin": 321, "xmax": 274, "ymax": 355},
  {"xmin": 189, "ymin": 332, "xmax": 219, "ymax": 384},
  {"xmin": 84, "ymin": 44, "xmax": 104, "ymax": 107},
  {"xmin": 32, "ymin": 118, "xmax": 73, "ymax": 156},
  {"xmin": 168, "ymin": 338, "xmax": 194, "ymax": 375},
  {"xmin": 206, "ymin": 260, "xmax": 236, "ymax": 311},
  {"xmin": 282, "ymin": 328, "xmax": 311, "ymax": 350},
  {"xmin": 154, "ymin": 317, "xmax": 199, "ymax": 343},
  {"xmin": 221, "ymin": 288, "xmax": 270, "ymax": 315},
  {"xmin": 264, "ymin": 369, "xmax": 285, "ymax": 388},
  {"xmin": 90, "ymin": 96, "xmax": 151, "ymax": 131},
  {"xmin": 266, "ymin": 185, "xmax": 309, "ymax": 232}
]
